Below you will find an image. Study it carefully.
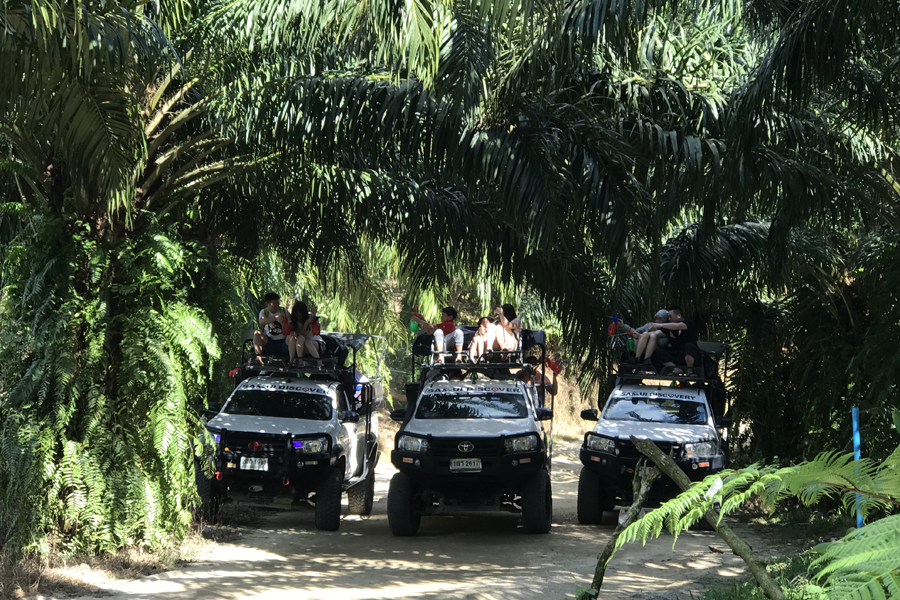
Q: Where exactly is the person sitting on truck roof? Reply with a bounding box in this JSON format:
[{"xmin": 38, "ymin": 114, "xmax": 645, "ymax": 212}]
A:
[
  {"xmin": 469, "ymin": 316, "xmax": 497, "ymax": 362},
  {"xmin": 253, "ymin": 292, "xmax": 290, "ymax": 359},
  {"xmin": 288, "ymin": 301, "xmax": 324, "ymax": 364},
  {"xmin": 493, "ymin": 303, "xmax": 521, "ymax": 352},
  {"xmin": 632, "ymin": 309, "xmax": 670, "ymax": 361},
  {"xmin": 521, "ymin": 354, "xmax": 559, "ymax": 396},
  {"xmin": 411, "ymin": 306, "xmax": 464, "ymax": 363},
  {"xmin": 647, "ymin": 306, "xmax": 702, "ymax": 373}
]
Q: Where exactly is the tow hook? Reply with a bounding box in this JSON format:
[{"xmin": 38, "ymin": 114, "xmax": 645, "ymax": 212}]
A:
[
  {"xmin": 282, "ymin": 477, "xmax": 290, "ymax": 486},
  {"xmin": 215, "ymin": 471, "xmax": 222, "ymax": 480}
]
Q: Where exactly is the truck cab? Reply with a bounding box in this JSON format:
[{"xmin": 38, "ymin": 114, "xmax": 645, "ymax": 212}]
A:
[
  {"xmin": 577, "ymin": 343, "xmax": 730, "ymax": 524},
  {"xmin": 387, "ymin": 328, "xmax": 554, "ymax": 535},
  {"xmin": 200, "ymin": 333, "xmax": 385, "ymax": 531}
]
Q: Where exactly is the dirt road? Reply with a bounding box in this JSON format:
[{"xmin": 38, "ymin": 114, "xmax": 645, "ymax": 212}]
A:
[{"xmin": 62, "ymin": 443, "xmax": 777, "ymax": 600}]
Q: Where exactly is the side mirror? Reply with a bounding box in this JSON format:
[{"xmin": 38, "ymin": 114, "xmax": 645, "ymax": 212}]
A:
[
  {"xmin": 390, "ymin": 409, "xmax": 407, "ymax": 422},
  {"xmin": 405, "ymin": 382, "xmax": 421, "ymax": 403},
  {"xmin": 581, "ymin": 409, "xmax": 599, "ymax": 421},
  {"xmin": 535, "ymin": 407, "xmax": 553, "ymax": 421},
  {"xmin": 340, "ymin": 411, "xmax": 360, "ymax": 423},
  {"xmin": 715, "ymin": 416, "xmax": 732, "ymax": 428}
]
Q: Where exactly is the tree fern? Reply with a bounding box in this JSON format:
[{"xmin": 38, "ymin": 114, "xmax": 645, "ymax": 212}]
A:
[{"xmin": 615, "ymin": 423, "xmax": 900, "ymax": 599}]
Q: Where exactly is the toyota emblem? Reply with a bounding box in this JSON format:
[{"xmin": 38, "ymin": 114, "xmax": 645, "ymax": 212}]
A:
[
  {"xmin": 458, "ymin": 441, "xmax": 474, "ymax": 453},
  {"xmin": 248, "ymin": 441, "xmax": 264, "ymax": 452}
]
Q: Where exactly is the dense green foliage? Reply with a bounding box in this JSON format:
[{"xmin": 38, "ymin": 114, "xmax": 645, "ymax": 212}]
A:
[
  {"xmin": 616, "ymin": 413, "xmax": 900, "ymax": 599},
  {"xmin": 0, "ymin": 0, "xmax": 898, "ymax": 565}
]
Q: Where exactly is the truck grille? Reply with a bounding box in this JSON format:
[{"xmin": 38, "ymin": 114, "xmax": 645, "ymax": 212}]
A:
[
  {"xmin": 224, "ymin": 431, "xmax": 290, "ymax": 454},
  {"xmin": 431, "ymin": 437, "xmax": 503, "ymax": 458},
  {"xmin": 617, "ymin": 440, "xmax": 678, "ymax": 459}
]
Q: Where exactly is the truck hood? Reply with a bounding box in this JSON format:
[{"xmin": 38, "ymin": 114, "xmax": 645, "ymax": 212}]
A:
[
  {"xmin": 404, "ymin": 418, "xmax": 535, "ymax": 437},
  {"xmin": 593, "ymin": 420, "xmax": 716, "ymax": 444},
  {"xmin": 207, "ymin": 413, "xmax": 332, "ymax": 436}
]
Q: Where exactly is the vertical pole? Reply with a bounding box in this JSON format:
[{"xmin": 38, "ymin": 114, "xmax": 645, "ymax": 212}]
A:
[{"xmin": 852, "ymin": 407, "xmax": 863, "ymax": 529}]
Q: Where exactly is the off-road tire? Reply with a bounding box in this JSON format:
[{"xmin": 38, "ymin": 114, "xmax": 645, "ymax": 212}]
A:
[
  {"xmin": 315, "ymin": 467, "xmax": 343, "ymax": 531},
  {"xmin": 387, "ymin": 473, "xmax": 420, "ymax": 536},
  {"xmin": 577, "ymin": 467, "xmax": 615, "ymax": 524},
  {"xmin": 195, "ymin": 459, "xmax": 220, "ymax": 522},
  {"xmin": 521, "ymin": 468, "xmax": 552, "ymax": 534},
  {"xmin": 347, "ymin": 466, "xmax": 375, "ymax": 515},
  {"xmin": 577, "ymin": 467, "xmax": 602, "ymax": 524}
]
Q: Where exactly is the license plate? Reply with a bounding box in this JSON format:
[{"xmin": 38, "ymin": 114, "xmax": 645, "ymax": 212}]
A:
[
  {"xmin": 450, "ymin": 458, "xmax": 482, "ymax": 473},
  {"xmin": 240, "ymin": 456, "xmax": 268, "ymax": 471}
]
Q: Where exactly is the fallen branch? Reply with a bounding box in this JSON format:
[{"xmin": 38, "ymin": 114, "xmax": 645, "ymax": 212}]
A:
[
  {"xmin": 631, "ymin": 436, "xmax": 787, "ymax": 600},
  {"xmin": 590, "ymin": 459, "xmax": 660, "ymax": 591}
]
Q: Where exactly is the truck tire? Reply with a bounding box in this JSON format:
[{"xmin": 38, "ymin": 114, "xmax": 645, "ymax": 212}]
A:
[
  {"xmin": 577, "ymin": 467, "xmax": 615, "ymax": 524},
  {"xmin": 315, "ymin": 467, "xmax": 343, "ymax": 531},
  {"xmin": 387, "ymin": 473, "xmax": 420, "ymax": 536},
  {"xmin": 195, "ymin": 459, "xmax": 220, "ymax": 522},
  {"xmin": 521, "ymin": 468, "xmax": 552, "ymax": 534},
  {"xmin": 577, "ymin": 467, "xmax": 602, "ymax": 524},
  {"xmin": 347, "ymin": 467, "xmax": 375, "ymax": 516}
]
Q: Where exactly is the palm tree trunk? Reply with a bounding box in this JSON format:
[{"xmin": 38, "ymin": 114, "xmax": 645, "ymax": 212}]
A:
[{"xmin": 631, "ymin": 436, "xmax": 788, "ymax": 600}]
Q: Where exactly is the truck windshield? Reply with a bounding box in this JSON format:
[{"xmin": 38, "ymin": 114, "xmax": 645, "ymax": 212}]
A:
[
  {"xmin": 225, "ymin": 390, "xmax": 332, "ymax": 420},
  {"xmin": 604, "ymin": 397, "xmax": 707, "ymax": 425},
  {"xmin": 416, "ymin": 393, "xmax": 528, "ymax": 419}
]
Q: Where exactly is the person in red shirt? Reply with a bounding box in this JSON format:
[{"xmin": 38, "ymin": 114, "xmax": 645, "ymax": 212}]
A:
[{"xmin": 411, "ymin": 306, "xmax": 464, "ymax": 363}]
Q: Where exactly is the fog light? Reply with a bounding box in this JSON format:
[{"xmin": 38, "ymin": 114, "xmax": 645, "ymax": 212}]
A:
[
  {"xmin": 512, "ymin": 459, "xmax": 519, "ymax": 466},
  {"xmin": 691, "ymin": 463, "xmax": 698, "ymax": 470},
  {"xmin": 414, "ymin": 459, "xmax": 421, "ymax": 467},
  {"xmin": 249, "ymin": 485, "xmax": 263, "ymax": 492},
  {"xmin": 297, "ymin": 461, "xmax": 304, "ymax": 467},
  {"xmin": 601, "ymin": 458, "xmax": 607, "ymax": 466}
]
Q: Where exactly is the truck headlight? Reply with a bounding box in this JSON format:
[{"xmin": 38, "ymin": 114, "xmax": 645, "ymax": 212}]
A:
[
  {"xmin": 207, "ymin": 428, "xmax": 222, "ymax": 450},
  {"xmin": 504, "ymin": 434, "xmax": 539, "ymax": 453},
  {"xmin": 684, "ymin": 441, "xmax": 716, "ymax": 458},
  {"xmin": 296, "ymin": 437, "xmax": 329, "ymax": 454},
  {"xmin": 586, "ymin": 434, "xmax": 616, "ymax": 453},
  {"xmin": 397, "ymin": 435, "xmax": 430, "ymax": 453}
]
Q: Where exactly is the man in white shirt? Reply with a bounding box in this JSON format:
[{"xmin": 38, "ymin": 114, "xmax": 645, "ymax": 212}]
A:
[{"xmin": 253, "ymin": 292, "xmax": 289, "ymax": 358}]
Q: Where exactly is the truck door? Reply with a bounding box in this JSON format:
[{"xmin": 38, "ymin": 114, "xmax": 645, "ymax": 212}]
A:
[{"xmin": 337, "ymin": 385, "xmax": 364, "ymax": 477}]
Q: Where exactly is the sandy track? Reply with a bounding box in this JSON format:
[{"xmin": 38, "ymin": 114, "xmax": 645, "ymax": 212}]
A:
[{"xmin": 61, "ymin": 443, "xmax": 775, "ymax": 600}]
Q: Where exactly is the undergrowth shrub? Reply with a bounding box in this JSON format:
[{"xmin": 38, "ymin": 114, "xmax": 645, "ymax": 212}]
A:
[{"xmin": 0, "ymin": 212, "xmax": 220, "ymax": 557}]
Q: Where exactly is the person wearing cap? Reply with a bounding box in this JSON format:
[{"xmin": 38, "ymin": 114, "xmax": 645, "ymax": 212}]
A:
[
  {"xmin": 253, "ymin": 292, "xmax": 290, "ymax": 359},
  {"xmin": 633, "ymin": 309, "xmax": 671, "ymax": 362}
]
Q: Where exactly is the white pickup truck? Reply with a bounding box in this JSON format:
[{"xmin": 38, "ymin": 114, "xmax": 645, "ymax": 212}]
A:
[
  {"xmin": 388, "ymin": 378, "xmax": 553, "ymax": 535},
  {"xmin": 577, "ymin": 382, "xmax": 730, "ymax": 523},
  {"xmin": 200, "ymin": 333, "xmax": 384, "ymax": 531}
]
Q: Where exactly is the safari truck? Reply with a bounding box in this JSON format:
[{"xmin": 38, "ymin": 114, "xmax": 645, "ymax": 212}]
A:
[
  {"xmin": 387, "ymin": 328, "xmax": 554, "ymax": 535},
  {"xmin": 200, "ymin": 333, "xmax": 385, "ymax": 531},
  {"xmin": 577, "ymin": 342, "xmax": 731, "ymax": 523}
]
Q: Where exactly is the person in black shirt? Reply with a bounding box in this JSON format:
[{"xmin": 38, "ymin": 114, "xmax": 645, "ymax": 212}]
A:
[{"xmin": 648, "ymin": 306, "xmax": 702, "ymax": 372}]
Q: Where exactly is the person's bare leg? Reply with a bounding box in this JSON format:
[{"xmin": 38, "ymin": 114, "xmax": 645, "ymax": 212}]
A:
[
  {"xmin": 644, "ymin": 335, "xmax": 658, "ymax": 359},
  {"xmin": 454, "ymin": 345, "xmax": 464, "ymax": 362},
  {"xmin": 288, "ymin": 334, "xmax": 297, "ymax": 362},
  {"xmin": 253, "ymin": 331, "xmax": 268, "ymax": 364},
  {"xmin": 470, "ymin": 338, "xmax": 483, "ymax": 362},
  {"xmin": 685, "ymin": 354, "xmax": 695, "ymax": 368},
  {"xmin": 294, "ymin": 335, "xmax": 307, "ymax": 361},
  {"xmin": 635, "ymin": 332, "xmax": 650, "ymax": 359},
  {"xmin": 435, "ymin": 340, "xmax": 444, "ymax": 363}
]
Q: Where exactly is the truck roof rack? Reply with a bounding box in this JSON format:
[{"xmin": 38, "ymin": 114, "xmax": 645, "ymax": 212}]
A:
[
  {"xmin": 233, "ymin": 332, "xmax": 387, "ymax": 385},
  {"xmin": 411, "ymin": 327, "xmax": 547, "ymax": 381}
]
